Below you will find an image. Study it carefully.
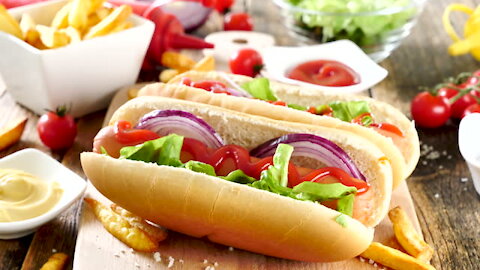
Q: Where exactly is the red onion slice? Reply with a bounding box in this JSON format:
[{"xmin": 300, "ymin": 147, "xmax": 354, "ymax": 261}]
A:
[
  {"xmin": 135, "ymin": 110, "xmax": 224, "ymax": 148},
  {"xmin": 250, "ymin": 133, "xmax": 366, "ymax": 181},
  {"xmin": 218, "ymin": 73, "xmax": 252, "ymax": 98},
  {"xmin": 160, "ymin": 1, "xmax": 212, "ymax": 32}
]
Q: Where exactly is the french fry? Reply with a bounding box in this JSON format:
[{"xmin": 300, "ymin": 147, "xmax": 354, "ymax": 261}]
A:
[
  {"xmin": 95, "ymin": 6, "xmax": 111, "ymax": 20},
  {"xmin": 39, "ymin": 253, "xmax": 69, "ymax": 270},
  {"xmin": 110, "ymin": 21, "xmax": 132, "ymax": 34},
  {"xmin": 0, "ymin": 5, "xmax": 23, "ymax": 39},
  {"xmin": 360, "ymin": 242, "xmax": 436, "ymax": 270},
  {"xmin": 59, "ymin": 26, "xmax": 81, "ymax": 44},
  {"xmin": 36, "ymin": 25, "xmax": 70, "ymax": 48},
  {"xmin": 84, "ymin": 198, "xmax": 159, "ymax": 252},
  {"xmin": 159, "ymin": 69, "xmax": 180, "ymax": 83},
  {"xmin": 0, "ymin": 117, "xmax": 27, "ymax": 151},
  {"xmin": 68, "ymin": 0, "xmax": 90, "ymax": 31},
  {"xmin": 161, "ymin": 51, "xmax": 196, "ymax": 72},
  {"xmin": 192, "ymin": 55, "xmax": 215, "ymax": 72},
  {"xmin": 389, "ymin": 206, "xmax": 434, "ymax": 263},
  {"xmin": 110, "ymin": 204, "xmax": 168, "ymax": 243},
  {"xmin": 84, "ymin": 5, "xmax": 132, "ymax": 39},
  {"xmin": 88, "ymin": 0, "xmax": 106, "ymax": 14},
  {"xmin": 19, "ymin": 13, "xmax": 39, "ymax": 44},
  {"xmin": 51, "ymin": 3, "xmax": 71, "ymax": 29}
]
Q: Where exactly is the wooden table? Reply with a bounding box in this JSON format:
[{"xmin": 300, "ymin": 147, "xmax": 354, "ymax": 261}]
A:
[{"xmin": 1, "ymin": 0, "xmax": 479, "ymax": 269}]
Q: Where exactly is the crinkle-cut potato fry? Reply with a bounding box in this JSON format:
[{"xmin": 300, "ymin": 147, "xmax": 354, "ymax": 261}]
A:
[
  {"xmin": 84, "ymin": 198, "xmax": 159, "ymax": 252},
  {"xmin": 159, "ymin": 69, "xmax": 180, "ymax": 83},
  {"xmin": 39, "ymin": 252, "xmax": 69, "ymax": 270},
  {"xmin": 36, "ymin": 25, "xmax": 70, "ymax": 48},
  {"xmin": 360, "ymin": 242, "xmax": 436, "ymax": 270},
  {"xmin": 0, "ymin": 5, "xmax": 23, "ymax": 39},
  {"xmin": 389, "ymin": 206, "xmax": 434, "ymax": 263},
  {"xmin": 161, "ymin": 51, "xmax": 196, "ymax": 72},
  {"xmin": 68, "ymin": 0, "xmax": 89, "ymax": 31},
  {"xmin": 84, "ymin": 5, "xmax": 132, "ymax": 39},
  {"xmin": 20, "ymin": 13, "xmax": 39, "ymax": 44},
  {"xmin": 192, "ymin": 55, "xmax": 215, "ymax": 72},
  {"xmin": 51, "ymin": 3, "xmax": 71, "ymax": 29},
  {"xmin": 110, "ymin": 204, "xmax": 168, "ymax": 243},
  {"xmin": 59, "ymin": 26, "xmax": 81, "ymax": 44}
]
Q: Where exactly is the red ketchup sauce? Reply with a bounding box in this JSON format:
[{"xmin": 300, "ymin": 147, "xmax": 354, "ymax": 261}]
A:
[
  {"xmin": 286, "ymin": 60, "xmax": 360, "ymax": 87},
  {"xmin": 179, "ymin": 137, "xmax": 369, "ymax": 194}
]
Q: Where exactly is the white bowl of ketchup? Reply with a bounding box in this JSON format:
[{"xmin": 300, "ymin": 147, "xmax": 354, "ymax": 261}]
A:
[{"xmin": 262, "ymin": 40, "xmax": 388, "ymax": 95}]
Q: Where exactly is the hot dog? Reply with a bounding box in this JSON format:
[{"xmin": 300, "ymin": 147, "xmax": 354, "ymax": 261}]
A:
[
  {"xmin": 81, "ymin": 97, "xmax": 393, "ymax": 262},
  {"xmin": 137, "ymin": 71, "xmax": 420, "ymax": 189}
]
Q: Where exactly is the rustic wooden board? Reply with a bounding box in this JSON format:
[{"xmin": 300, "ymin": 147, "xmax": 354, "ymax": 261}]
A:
[{"xmin": 73, "ymin": 85, "xmax": 422, "ymax": 269}]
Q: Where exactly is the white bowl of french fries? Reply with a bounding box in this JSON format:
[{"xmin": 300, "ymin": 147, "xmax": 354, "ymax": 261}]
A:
[{"xmin": 0, "ymin": 0, "xmax": 154, "ymax": 117}]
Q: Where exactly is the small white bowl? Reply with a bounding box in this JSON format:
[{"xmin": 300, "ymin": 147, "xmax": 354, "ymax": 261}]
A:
[
  {"xmin": 0, "ymin": 148, "xmax": 86, "ymax": 239},
  {"xmin": 0, "ymin": 0, "xmax": 154, "ymax": 117},
  {"xmin": 459, "ymin": 113, "xmax": 480, "ymax": 195},
  {"xmin": 262, "ymin": 40, "xmax": 388, "ymax": 94}
]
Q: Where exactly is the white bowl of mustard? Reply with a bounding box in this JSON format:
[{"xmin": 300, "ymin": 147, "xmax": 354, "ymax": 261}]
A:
[{"xmin": 0, "ymin": 148, "xmax": 86, "ymax": 239}]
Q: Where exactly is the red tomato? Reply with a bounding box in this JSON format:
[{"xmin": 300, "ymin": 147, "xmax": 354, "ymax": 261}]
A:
[
  {"xmin": 462, "ymin": 103, "xmax": 480, "ymax": 118},
  {"xmin": 224, "ymin": 12, "xmax": 253, "ymax": 31},
  {"xmin": 114, "ymin": 121, "xmax": 159, "ymax": 145},
  {"xmin": 411, "ymin": 92, "xmax": 451, "ymax": 128},
  {"xmin": 202, "ymin": 0, "xmax": 234, "ymax": 13},
  {"xmin": 229, "ymin": 48, "xmax": 263, "ymax": 77},
  {"xmin": 37, "ymin": 107, "xmax": 77, "ymax": 150},
  {"xmin": 451, "ymin": 93, "xmax": 477, "ymax": 119},
  {"xmin": 437, "ymin": 86, "xmax": 459, "ymax": 99}
]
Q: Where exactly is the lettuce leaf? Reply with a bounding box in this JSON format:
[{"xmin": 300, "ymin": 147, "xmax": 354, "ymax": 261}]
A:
[
  {"xmin": 119, "ymin": 134, "xmax": 183, "ymax": 167},
  {"xmin": 292, "ymin": 182, "xmax": 357, "ymax": 201},
  {"xmin": 183, "ymin": 160, "xmax": 216, "ymax": 176},
  {"xmin": 221, "ymin": 170, "xmax": 257, "ymax": 184},
  {"xmin": 328, "ymin": 101, "xmax": 372, "ymax": 125},
  {"xmin": 241, "ymin": 78, "xmax": 278, "ymax": 101}
]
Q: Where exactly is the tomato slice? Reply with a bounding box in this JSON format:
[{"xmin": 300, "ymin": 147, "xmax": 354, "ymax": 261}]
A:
[
  {"xmin": 370, "ymin": 123, "xmax": 404, "ymax": 137},
  {"xmin": 114, "ymin": 120, "xmax": 160, "ymax": 145}
]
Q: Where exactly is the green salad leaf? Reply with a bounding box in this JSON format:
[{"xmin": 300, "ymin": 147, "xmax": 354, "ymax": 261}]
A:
[
  {"xmin": 328, "ymin": 101, "xmax": 372, "ymax": 125},
  {"xmin": 119, "ymin": 134, "xmax": 184, "ymax": 167},
  {"xmin": 286, "ymin": 0, "xmax": 415, "ymax": 47},
  {"xmin": 241, "ymin": 78, "xmax": 278, "ymax": 101}
]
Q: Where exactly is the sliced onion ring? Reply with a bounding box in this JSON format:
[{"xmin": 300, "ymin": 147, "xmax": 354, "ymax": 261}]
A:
[
  {"xmin": 218, "ymin": 73, "xmax": 252, "ymax": 98},
  {"xmin": 250, "ymin": 133, "xmax": 366, "ymax": 181},
  {"xmin": 135, "ymin": 110, "xmax": 224, "ymax": 148}
]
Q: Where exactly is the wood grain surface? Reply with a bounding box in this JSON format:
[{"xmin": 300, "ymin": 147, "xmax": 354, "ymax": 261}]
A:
[{"xmin": 1, "ymin": 0, "xmax": 479, "ymax": 269}]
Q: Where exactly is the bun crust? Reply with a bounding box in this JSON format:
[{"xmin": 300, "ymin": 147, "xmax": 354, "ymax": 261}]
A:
[
  {"xmin": 81, "ymin": 153, "xmax": 374, "ymax": 262},
  {"xmin": 165, "ymin": 71, "xmax": 419, "ymax": 187}
]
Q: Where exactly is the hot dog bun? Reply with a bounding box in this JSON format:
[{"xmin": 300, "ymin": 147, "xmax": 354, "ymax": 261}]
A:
[
  {"xmin": 81, "ymin": 96, "xmax": 393, "ymax": 262},
  {"xmin": 142, "ymin": 71, "xmax": 419, "ymax": 188}
]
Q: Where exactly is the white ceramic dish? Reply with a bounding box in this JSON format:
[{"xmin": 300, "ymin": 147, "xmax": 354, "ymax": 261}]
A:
[
  {"xmin": 0, "ymin": 148, "xmax": 86, "ymax": 239},
  {"xmin": 459, "ymin": 113, "xmax": 480, "ymax": 195},
  {"xmin": 262, "ymin": 40, "xmax": 388, "ymax": 94},
  {"xmin": 0, "ymin": 0, "xmax": 154, "ymax": 117}
]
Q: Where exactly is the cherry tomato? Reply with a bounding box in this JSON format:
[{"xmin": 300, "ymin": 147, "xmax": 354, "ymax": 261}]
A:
[
  {"xmin": 462, "ymin": 103, "xmax": 480, "ymax": 118},
  {"xmin": 411, "ymin": 92, "xmax": 451, "ymax": 128},
  {"xmin": 224, "ymin": 12, "xmax": 253, "ymax": 31},
  {"xmin": 229, "ymin": 48, "xmax": 263, "ymax": 77},
  {"xmin": 451, "ymin": 93, "xmax": 477, "ymax": 119},
  {"xmin": 37, "ymin": 107, "xmax": 77, "ymax": 150},
  {"xmin": 437, "ymin": 86, "xmax": 458, "ymax": 99},
  {"xmin": 202, "ymin": 0, "xmax": 234, "ymax": 13}
]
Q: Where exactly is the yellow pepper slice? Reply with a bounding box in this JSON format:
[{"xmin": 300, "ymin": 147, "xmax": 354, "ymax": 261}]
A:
[{"xmin": 443, "ymin": 3, "xmax": 480, "ymax": 61}]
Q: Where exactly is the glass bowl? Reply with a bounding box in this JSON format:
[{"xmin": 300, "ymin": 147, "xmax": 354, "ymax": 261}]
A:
[{"xmin": 273, "ymin": 0, "xmax": 427, "ymax": 62}]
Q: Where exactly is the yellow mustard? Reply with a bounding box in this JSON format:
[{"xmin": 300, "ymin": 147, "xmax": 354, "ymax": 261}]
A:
[{"xmin": 0, "ymin": 169, "xmax": 63, "ymax": 222}]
